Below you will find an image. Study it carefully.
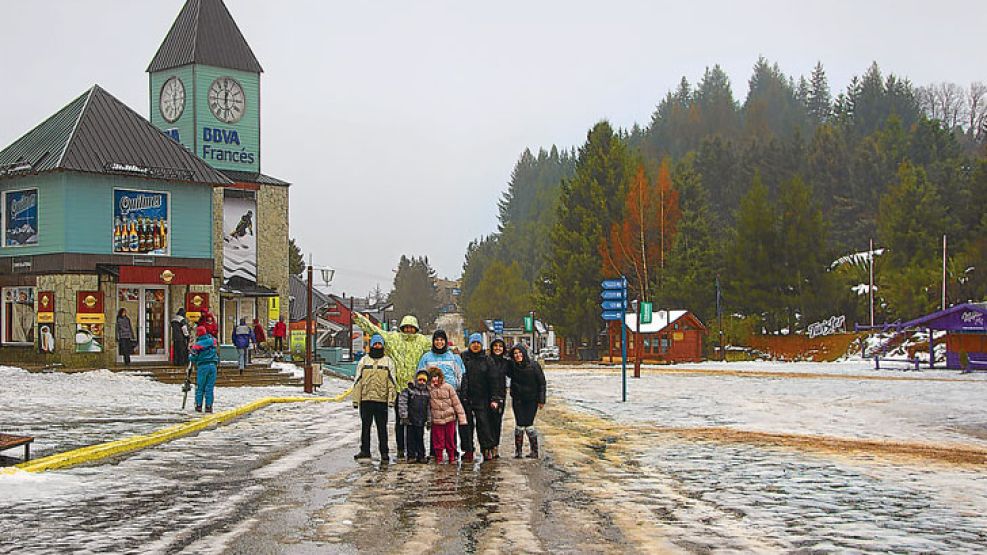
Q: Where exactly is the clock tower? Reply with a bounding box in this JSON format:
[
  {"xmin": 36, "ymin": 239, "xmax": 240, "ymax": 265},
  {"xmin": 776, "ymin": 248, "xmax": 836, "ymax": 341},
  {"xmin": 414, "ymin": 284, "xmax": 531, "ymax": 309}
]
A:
[{"xmin": 148, "ymin": 0, "xmax": 263, "ymax": 174}]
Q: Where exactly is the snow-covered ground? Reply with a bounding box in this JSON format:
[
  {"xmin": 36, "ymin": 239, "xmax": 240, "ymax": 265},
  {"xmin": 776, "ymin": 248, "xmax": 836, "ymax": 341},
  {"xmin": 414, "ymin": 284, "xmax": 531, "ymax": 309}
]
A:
[
  {"xmin": 547, "ymin": 361, "xmax": 987, "ymax": 552},
  {"xmin": 551, "ymin": 361, "xmax": 987, "ymax": 447},
  {"xmin": 0, "ymin": 365, "xmax": 347, "ymax": 459}
]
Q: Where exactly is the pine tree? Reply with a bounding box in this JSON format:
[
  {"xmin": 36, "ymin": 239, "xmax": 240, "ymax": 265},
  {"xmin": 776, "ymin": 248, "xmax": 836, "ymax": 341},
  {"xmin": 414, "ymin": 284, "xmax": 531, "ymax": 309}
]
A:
[
  {"xmin": 662, "ymin": 154, "xmax": 719, "ymax": 322},
  {"xmin": 288, "ymin": 238, "xmax": 305, "ymax": 277},
  {"xmin": 807, "ymin": 62, "xmax": 832, "ymax": 124},
  {"xmin": 389, "ymin": 255, "xmax": 440, "ymax": 328},
  {"xmin": 538, "ymin": 121, "xmax": 629, "ymax": 342},
  {"xmin": 777, "ymin": 176, "xmax": 834, "ymax": 328},
  {"xmin": 463, "ymin": 260, "xmax": 531, "ymax": 330}
]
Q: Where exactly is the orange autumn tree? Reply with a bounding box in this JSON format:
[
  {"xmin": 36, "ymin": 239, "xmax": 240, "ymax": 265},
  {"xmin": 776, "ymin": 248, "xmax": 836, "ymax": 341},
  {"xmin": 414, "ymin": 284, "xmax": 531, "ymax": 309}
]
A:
[{"xmin": 599, "ymin": 159, "xmax": 681, "ymax": 312}]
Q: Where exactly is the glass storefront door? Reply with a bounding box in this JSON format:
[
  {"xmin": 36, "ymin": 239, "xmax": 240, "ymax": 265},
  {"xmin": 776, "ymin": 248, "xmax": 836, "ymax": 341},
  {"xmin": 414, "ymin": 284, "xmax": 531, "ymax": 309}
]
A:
[{"xmin": 117, "ymin": 286, "xmax": 169, "ymax": 362}]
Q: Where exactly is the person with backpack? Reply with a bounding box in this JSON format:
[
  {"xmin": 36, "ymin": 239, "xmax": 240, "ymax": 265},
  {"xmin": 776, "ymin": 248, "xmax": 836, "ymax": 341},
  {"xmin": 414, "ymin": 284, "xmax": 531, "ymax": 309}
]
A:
[
  {"xmin": 232, "ymin": 318, "xmax": 255, "ymax": 374},
  {"xmin": 352, "ymin": 334, "xmax": 398, "ymax": 462},
  {"xmin": 272, "ymin": 316, "xmax": 287, "ymax": 357},
  {"xmin": 189, "ymin": 325, "xmax": 220, "ymax": 413}
]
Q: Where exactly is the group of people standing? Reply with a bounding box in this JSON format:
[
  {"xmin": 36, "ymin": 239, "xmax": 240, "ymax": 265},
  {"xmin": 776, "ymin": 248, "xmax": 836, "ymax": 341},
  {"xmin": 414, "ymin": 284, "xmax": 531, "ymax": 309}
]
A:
[{"xmin": 351, "ymin": 313, "xmax": 547, "ymax": 464}]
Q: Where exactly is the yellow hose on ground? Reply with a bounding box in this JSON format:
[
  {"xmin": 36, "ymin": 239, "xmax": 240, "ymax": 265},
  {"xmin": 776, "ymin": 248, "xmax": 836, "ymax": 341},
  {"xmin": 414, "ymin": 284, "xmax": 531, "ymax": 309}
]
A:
[{"xmin": 0, "ymin": 387, "xmax": 352, "ymax": 476}]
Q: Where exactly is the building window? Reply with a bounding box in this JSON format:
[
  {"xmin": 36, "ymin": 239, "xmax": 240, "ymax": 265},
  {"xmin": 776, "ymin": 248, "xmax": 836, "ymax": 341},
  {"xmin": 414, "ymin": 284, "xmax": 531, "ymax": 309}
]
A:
[
  {"xmin": 661, "ymin": 336, "xmax": 671, "ymax": 353},
  {"xmin": 2, "ymin": 287, "xmax": 35, "ymax": 345}
]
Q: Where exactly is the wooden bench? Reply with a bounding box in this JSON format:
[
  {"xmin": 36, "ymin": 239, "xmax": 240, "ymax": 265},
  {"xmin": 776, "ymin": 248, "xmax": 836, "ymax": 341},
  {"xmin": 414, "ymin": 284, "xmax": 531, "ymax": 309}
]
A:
[{"xmin": 0, "ymin": 433, "xmax": 34, "ymax": 462}]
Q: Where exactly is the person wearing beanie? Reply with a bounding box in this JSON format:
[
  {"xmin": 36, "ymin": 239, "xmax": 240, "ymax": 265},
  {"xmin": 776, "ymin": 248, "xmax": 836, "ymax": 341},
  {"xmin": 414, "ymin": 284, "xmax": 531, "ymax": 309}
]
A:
[
  {"xmin": 459, "ymin": 333, "xmax": 499, "ymax": 462},
  {"xmin": 487, "ymin": 337, "xmax": 509, "ymax": 458},
  {"xmin": 397, "ymin": 368, "xmax": 432, "ymax": 463},
  {"xmin": 352, "ymin": 334, "xmax": 398, "ymax": 462},
  {"xmin": 351, "ymin": 312, "xmax": 432, "ymax": 459},
  {"xmin": 508, "ymin": 344, "xmax": 546, "ymax": 458},
  {"xmin": 189, "ymin": 325, "xmax": 219, "ymax": 413}
]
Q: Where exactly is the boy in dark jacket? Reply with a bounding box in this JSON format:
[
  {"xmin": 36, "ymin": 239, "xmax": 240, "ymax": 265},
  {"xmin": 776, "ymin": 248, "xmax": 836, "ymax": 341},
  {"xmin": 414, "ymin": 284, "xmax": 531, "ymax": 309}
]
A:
[{"xmin": 397, "ymin": 369, "xmax": 432, "ymax": 463}]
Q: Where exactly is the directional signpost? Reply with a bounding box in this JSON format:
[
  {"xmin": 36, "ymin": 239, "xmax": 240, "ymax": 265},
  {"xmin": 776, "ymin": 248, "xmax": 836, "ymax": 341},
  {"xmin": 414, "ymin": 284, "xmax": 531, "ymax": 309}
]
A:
[
  {"xmin": 601, "ymin": 276, "xmax": 628, "ymax": 402},
  {"xmin": 493, "ymin": 319, "xmax": 504, "ymax": 336}
]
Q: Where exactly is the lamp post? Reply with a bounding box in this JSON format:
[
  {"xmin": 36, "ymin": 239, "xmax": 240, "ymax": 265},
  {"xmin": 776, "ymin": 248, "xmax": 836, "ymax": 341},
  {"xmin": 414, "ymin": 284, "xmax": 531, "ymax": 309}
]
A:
[{"xmin": 305, "ymin": 265, "xmax": 335, "ymax": 394}]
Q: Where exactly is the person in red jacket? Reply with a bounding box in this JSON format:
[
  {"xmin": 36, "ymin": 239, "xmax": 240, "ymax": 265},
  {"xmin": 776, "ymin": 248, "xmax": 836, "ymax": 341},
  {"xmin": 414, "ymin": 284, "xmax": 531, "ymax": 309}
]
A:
[
  {"xmin": 252, "ymin": 318, "xmax": 267, "ymax": 356},
  {"xmin": 199, "ymin": 308, "xmax": 219, "ymax": 338},
  {"xmin": 272, "ymin": 316, "xmax": 287, "ymax": 357}
]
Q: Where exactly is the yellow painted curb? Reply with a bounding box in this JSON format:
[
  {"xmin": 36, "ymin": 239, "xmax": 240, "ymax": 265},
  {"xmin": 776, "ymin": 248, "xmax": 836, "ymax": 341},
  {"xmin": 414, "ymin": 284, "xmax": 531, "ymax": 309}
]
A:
[{"xmin": 2, "ymin": 387, "xmax": 352, "ymax": 475}]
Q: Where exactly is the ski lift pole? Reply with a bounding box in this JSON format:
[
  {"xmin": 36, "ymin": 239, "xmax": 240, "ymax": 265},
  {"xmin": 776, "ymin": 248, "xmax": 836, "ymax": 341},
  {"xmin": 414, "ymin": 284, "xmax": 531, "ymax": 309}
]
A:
[{"xmin": 621, "ymin": 275, "xmax": 627, "ymax": 403}]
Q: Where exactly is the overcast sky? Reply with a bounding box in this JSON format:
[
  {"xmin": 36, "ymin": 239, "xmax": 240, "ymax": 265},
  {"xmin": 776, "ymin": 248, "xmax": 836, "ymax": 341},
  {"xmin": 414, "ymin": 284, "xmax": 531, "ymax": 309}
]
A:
[{"xmin": 2, "ymin": 1, "xmax": 985, "ymax": 296}]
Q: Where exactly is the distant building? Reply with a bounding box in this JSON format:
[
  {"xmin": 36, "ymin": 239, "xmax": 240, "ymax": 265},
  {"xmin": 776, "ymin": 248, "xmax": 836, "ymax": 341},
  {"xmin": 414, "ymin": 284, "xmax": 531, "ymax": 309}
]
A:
[
  {"xmin": 606, "ymin": 310, "xmax": 707, "ymax": 364},
  {"xmin": 435, "ymin": 277, "xmax": 462, "ymax": 314}
]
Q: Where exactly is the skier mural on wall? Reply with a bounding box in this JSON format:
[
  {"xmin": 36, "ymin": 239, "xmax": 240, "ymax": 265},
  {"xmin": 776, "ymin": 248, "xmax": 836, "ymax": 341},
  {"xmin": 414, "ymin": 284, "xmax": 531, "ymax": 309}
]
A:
[{"xmin": 222, "ymin": 191, "xmax": 257, "ymax": 282}]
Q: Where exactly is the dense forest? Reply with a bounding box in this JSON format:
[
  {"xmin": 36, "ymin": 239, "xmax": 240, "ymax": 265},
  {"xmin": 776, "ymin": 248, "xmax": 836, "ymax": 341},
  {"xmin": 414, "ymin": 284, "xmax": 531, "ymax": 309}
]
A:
[{"xmin": 461, "ymin": 59, "xmax": 987, "ymax": 345}]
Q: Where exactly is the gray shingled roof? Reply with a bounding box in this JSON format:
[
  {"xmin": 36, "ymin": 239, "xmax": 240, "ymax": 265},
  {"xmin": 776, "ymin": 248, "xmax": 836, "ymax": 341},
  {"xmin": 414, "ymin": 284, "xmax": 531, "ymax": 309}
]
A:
[
  {"xmin": 0, "ymin": 85, "xmax": 231, "ymax": 185},
  {"xmin": 148, "ymin": 0, "xmax": 263, "ymax": 74},
  {"xmin": 221, "ymin": 169, "xmax": 290, "ymax": 186}
]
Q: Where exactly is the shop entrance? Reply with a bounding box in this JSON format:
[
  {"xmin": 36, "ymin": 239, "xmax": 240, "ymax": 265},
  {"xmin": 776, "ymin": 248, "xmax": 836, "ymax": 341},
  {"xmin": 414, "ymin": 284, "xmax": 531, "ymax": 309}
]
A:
[{"xmin": 117, "ymin": 286, "xmax": 169, "ymax": 362}]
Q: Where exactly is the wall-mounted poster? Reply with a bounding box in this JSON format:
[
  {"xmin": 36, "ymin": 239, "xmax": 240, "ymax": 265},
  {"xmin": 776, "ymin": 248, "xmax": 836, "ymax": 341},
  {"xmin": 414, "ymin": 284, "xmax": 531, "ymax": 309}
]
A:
[
  {"xmin": 75, "ymin": 323, "xmax": 104, "ymax": 353},
  {"xmin": 4, "ymin": 188, "xmax": 38, "ymax": 247},
  {"xmin": 222, "ymin": 191, "xmax": 257, "ymax": 282},
  {"xmin": 113, "ymin": 189, "xmax": 169, "ymax": 255}
]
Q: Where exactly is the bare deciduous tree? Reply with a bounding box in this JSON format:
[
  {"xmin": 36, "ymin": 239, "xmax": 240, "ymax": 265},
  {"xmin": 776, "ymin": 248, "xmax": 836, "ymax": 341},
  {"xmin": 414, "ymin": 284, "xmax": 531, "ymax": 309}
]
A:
[{"xmin": 968, "ymin": 82, "xmax": 987, "ymax": 142}]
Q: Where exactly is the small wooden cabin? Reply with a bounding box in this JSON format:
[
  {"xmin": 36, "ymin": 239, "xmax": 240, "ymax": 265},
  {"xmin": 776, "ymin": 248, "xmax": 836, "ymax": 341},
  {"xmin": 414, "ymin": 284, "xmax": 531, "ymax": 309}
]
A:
[{"xmin": 606, "ymin": 310, "xmax": 707, "ymax": 363}]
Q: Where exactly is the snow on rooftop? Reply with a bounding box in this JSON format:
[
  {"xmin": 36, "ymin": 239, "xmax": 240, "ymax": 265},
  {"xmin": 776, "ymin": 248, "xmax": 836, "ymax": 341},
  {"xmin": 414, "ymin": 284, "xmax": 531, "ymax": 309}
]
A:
[{"xmin": 623, "ymin": 310, "xmax": 687, "ymax": 333}]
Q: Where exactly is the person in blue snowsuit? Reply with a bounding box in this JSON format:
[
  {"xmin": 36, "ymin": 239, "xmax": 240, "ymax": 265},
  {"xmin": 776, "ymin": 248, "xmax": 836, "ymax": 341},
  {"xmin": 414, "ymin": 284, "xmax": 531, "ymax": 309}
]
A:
[
  {"xmin": 417, "ymin": 329, "xmax": 465, "ymax": 457},
  {"xmin": 232, "ymin": 318, "xmax": 255, "ymax": 374},
  {"xmin": 190, "ymin": 325, "xmax": 220, "ymax": 413}
]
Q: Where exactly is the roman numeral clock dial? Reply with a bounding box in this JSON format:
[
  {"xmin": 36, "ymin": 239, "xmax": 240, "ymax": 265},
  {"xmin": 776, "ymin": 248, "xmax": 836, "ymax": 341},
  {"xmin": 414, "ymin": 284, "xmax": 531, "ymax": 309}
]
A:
[
  {"xmin": 159, "ymin": 76, "xmax": 185, "ymax": 123},
  {"xmin": 208, "ymin": 77, "xmax": 245, "ymax": 124}
]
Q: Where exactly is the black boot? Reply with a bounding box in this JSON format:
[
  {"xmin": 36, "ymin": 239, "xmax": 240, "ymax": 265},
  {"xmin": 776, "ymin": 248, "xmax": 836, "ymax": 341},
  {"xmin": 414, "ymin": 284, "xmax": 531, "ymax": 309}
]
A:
[
  {"xmin": 526, "ymin": 429, "xmax": 539, "ymax": 459},
  {"xmin": 514, "ymin": 429, "xmax": 524, "ymax": 458}
]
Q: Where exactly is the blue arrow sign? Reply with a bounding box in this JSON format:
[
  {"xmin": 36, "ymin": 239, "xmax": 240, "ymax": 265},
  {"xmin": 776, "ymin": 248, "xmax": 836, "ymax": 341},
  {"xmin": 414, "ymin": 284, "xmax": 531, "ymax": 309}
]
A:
[
  {"xmin": 601, "ymin": 310, "xmax": 625, "ymax": 321},
  {"xmin": 601, "ymin": 279, "xmax": 626, "ymax": 290},
  {"xmin": 600, "ymin": 290, "xmax": 625, "ymax": 300},
  {"xmin": 601, "ymin": 300, "xmax": 627, "ymax": 310},
  {"xmin": 493, "ymin": 319, "xmax": 504, "ymax": 334}
]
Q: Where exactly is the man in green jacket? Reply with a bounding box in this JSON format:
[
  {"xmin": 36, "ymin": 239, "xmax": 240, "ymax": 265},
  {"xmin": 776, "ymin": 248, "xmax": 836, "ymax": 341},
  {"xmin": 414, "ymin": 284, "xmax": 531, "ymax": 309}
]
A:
[{"xmin": 353, "ymin": 312, "xmax": 431, "ymax": 459}]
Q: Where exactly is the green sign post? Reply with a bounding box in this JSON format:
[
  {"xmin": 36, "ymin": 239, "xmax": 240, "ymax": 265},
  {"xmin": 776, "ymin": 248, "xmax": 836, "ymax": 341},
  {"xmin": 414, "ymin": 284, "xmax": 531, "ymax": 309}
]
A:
[
  {"xmin": 523, "ymin": 314, "xmax": 534, "ymax": 333},
  {"xmin": 640, "ymin": 301, "xmax": 653, "ymax": 324}
]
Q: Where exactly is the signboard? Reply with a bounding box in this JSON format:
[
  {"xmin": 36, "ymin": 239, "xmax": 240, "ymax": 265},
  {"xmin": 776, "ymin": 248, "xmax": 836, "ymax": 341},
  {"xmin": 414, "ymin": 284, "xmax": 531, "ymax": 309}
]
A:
[
  {"xmin": 601, "ymin": 300, "xmax": 627, "ymax": 311},
  {"xmin": 75, "ymin": 291, "xmax": 105, "ymax": 323},
  {"xmin": 640, "ymin": 302, "xmax": 653, "ymax": 325},
  {"xmin": 602, "ymin": 311, "xmax": 625, "ymax": 321},
  {"xmin": 806, "ymin": 315, "xmax": 846, "ymax": 339},
  {"xmin": 37, "ymin": 291, "xmax": 55, "ymax": 323},
  {"xmin": 3, "ymin": 188, "xmax": 38, "ymax": 247},
  {"xmin": 524, "ymin": 315, "xmax": 533, "ymax": 333},
  {"xmin": 113, "ymin": 189, "xmax": 169, "ymax": 255},
  {"xmin": 290, "ymin": 329, "xmax": 306, "ymax": 355},
  {"xmin": 673, "ymin": 331, "xmax": 685, "ymax": 341},
  {"xmin": 267, "ymin": 297, "xmax": 280, "ymax": 321},
  {"xmin": 601, "ymin": 279, "xmax": 625, "ymax": 290},
  {"xmin": 222, "ymin": 192, "xmax": 257, "ymax": 282},
  {"xmin": 493, "ymin": 319, "xmax": 504, "ymax": 335},
  {"xmin": 600, "ymin": 290, "xmax": 625, "ymax": 300},
  {"xmin": 75, "ymin": 323, "xmax": 104, "ymax": 353}
]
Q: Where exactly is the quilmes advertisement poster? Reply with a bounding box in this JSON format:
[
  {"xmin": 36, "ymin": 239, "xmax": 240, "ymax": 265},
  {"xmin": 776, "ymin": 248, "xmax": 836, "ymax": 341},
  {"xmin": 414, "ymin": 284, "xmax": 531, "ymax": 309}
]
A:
[
  {"xmin": 4, "ymin": 188, "xmax": 39, "ymax": 247},
  {"xmin": 113, "ymin": 189, "xmax": 169, "ymax": 255},
  {"xmin": 222, "ymin": 193, "xmax": 257, "ymax": 282}
]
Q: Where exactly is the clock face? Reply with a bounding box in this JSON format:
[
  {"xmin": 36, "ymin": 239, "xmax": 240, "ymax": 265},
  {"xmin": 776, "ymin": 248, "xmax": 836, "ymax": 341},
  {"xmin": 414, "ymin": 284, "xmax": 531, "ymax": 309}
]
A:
[
  {"xmin": 159, "ymin": 77, "xmax": 185, "ymax": 123},
  {"xmin": 208, "ymin": 77, "xmax": 246, "ymax": 124}
]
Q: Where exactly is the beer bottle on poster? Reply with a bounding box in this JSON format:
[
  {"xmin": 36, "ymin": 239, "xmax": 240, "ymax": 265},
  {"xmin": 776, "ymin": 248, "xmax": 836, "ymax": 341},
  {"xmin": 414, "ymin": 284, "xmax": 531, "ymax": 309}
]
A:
[
  {"xmin": 152, "ymin": 218, "xmax": 161, "ymax": 250},
  {"xmin": 113, "ymin": 217, "xmax": 122, "ymax": 252},
  {"xmin": 141, "ymin": 217, "xmax": 150, "ymax": 252},
  {"xmin": 129, "ymin": 216, "xmax": 139, "ymax": 252},
  {"xmin": 160, "ymin": 219, "xmax": 168, "ymax": 251}
]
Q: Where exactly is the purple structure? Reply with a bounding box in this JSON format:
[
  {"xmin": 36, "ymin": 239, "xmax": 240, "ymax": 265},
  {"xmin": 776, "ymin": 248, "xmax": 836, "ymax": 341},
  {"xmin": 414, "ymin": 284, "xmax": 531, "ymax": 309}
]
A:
[{"xmin": 899, "ymin": 303, "xmax": 987, "ymax": 371}]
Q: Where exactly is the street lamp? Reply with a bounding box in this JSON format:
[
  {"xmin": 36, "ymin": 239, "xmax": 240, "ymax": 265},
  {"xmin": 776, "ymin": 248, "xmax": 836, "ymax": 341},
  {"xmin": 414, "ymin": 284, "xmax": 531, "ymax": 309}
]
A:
[{"xmin": 305, "ymin": 263, "xmax": 335, "ymax": 394}]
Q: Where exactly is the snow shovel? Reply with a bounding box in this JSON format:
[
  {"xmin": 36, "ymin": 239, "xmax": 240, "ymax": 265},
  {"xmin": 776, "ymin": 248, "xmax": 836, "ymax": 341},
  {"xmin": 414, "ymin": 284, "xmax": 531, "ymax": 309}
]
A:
[{"xmin": 181, "ymin": 361, "xmax": 195, "ymax": 410}]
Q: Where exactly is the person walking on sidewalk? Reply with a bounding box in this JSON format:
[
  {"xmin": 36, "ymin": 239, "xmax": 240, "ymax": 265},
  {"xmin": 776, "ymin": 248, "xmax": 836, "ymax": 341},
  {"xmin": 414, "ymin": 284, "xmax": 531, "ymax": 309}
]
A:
[
  {"xmin": 352, "ymin": 312, "xmax": 432, "ymax": 459},
  {"xmin": 427, "ymin": 366, "xmax": 467, "ymax": 464},
  {"xmin": 397, "ymin": 369, "xmax": 432, "ymax": 463},
  {"xmin": 272, "ymin": 316, "xmax": 287, "ymax": 357},
  {"xmin": 352, "ymin": 334, "xmax": 398, "ymax": 462},
  {"xmin": 116, "ymin": 308, "xmax": 135, "ymax": 366},
  {"xmin": 190, "ymin": 325, "xmax": 220, "ymax": 413},
  {"xmin": 487, "ymin": 337, "xmax": 509, "ymax": 459},
  {"xmin": 171, "ymin": 308, "xmax": 190, "ymax": 366},
  {"xmin": 232, "ymin": 318, "xmax": 255, "ymax": 374},
  {"xmin": 508, "ymin": 344, "xmax": 546, "ymax": 458},
  {"xmin": 459, "ymin": 333, "xmax": 499, "ymax": 462}
]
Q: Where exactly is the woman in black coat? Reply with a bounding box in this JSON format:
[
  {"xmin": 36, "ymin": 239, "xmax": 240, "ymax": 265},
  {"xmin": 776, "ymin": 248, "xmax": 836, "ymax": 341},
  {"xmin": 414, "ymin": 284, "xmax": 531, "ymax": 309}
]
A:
[
  {"xmin": 487, "ymin": 337, "xmax": 509, "ymax": 458},
  {"xmin": 508, "ymin": 344, "xmax": 546, "ymax": 458},
  {"xmin": 116, "ymin": 308, "xmax": 135, "ymax": 366},
  {"xmin": 171, "ymin": 308, "xmax": 189, "ymax": 366}
]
